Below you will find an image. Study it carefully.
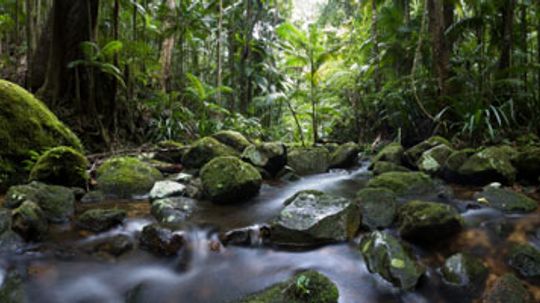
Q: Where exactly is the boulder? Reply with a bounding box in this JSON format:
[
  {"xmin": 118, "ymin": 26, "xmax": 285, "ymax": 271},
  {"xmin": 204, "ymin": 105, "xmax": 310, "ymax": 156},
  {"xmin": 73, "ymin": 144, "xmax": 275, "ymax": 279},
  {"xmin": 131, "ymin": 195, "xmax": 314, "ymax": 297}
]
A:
[
  {"xmin": 81, "ymin": 190, "xmax": 105, "ymax": 203},
  {"xmin": 366, "ymin": 172, "xmax": 436, "ymax": 197},
  {"xmin": 96, "ymin": 157, "xmax": 163, "ymax": 198},
  {"xmin": 371, "ymin": 143, "xmax": 404, "ymax": 166},
  {"xmin": 153, "ymin": 140, "xmax": 187, "ymax": 163},
  {"xmin": 241, "ymin": 142, "xmax": 287, "ymax": 177},
  {"xmin": 76, "ymin": 208, "xmax": 127, "ymax": 232},
  {"xmin": 220, "ymin": 225, "xmax": 270, "ymax": 247},
  {"xmin": 416, "ymin": 144, "xmax": 454, "ymax": 175},
  {"xmin": 211, "ymin": 130, "xmax": 251, "ymax": 152},
  {"xmin": 514, "ymin": 146, "xmax": 540, "ymax": 181},
  {"xmin": 483, "ymin": 274, "xmax": 532, "ymax": 303},
  {"xmin": 329, "ymin": 142, "xmax": 360, "ymax": 169},
  {"xmin": 238, "ymin": 270, "xmax": 339, "ymax": 303},
  {"xmin": 403, "ymin": 136, "xmax": 451, "ymax": 168},
  {"xmin": 356, "ymin": 188, "xmax": 397, "ymax": 230},
  {"xmin": 287, "ymin": 147, "xmax": 330, "ymax": 175},
  {"xmin": 0, "ymin": 209, "xmax": 24, "ymax": 253},
  {"xmin": 11, "ymin": 200, "xmax": 48, "ymax": 241},
  {"xmin": 397, "ymin": 200, "xmax": 463, "ymax": 242},
  {"xmin": 441, "ymin": 148, "xmax": 476, "ymax": 182},
  {"xmin": 270, "ymin": 190, "xmax": 360, "ymax": 246},
  {"xmin": 149, "ymin": 180, "xmax": 187, "ymax": 201},
  {"xmin": 474, "ymin": 186, "xmax": 537, "ymax": 214},
  {"xmin": 0, "ymin": 80, "xmax": 82, "ymax": 191},
  {"xmin": 0, "ymin": 269, "xmax": 25, "ymax": 303},
  {"xmin": 440, "ymin": 253, "xmax": 488, "ymax": 293},
  {"xmin": 371, "ymin": 161, "xmax": 410, "ymax": 176},
  {"xmin": 139, "ymin": 224, "xmax": 185, "ymax": 256},
  {"xmin": 29, "ymin": 146, "xmax": 89, "ymax": 188},
  {"xmin": 359, "ymin": 231, "xmax": 425, "ymax": 290},
  {"xmin": 508, "ymin": 243, "xmax": 540, "ymax": 278},
  {"xmin": 457, "ymin": 146, "xmax": 517, "ymax": 185},
  {"xmin": 200, "ymin": 156, "xmax": 262, "ymax": 204},
  {"xmin": 182, "ymin": 137, "xmax": 238, "ymax": 169},
  {"xmin": 151, "ymin": 197, "xmax": 197, "ymax": 224},
  {"xmin": 5, "ymin": 182, "xmax": 75, "ymax": 223}
]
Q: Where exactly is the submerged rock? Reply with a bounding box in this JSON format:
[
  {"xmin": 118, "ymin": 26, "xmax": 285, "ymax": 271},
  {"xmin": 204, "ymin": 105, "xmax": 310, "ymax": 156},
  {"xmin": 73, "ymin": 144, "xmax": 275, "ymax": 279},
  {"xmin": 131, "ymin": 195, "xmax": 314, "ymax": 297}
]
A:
[
  {"xmin": 0, "ymin": 79, "xmax": 83, "ymax": 191},
  {"xmin": 29, "ymin": 146, "xmax": 89, "ymax": 188},
  {"xmin": 182, "ymin": 137, "xmax": 238, "ymax": 169},
  {"xmin": 417, "ymin": 144, "xmax": 454, "ymax": 175},
  {"xmin": 397, "ymin": 200, "xmax": 463, "ymax": 243},
  {"xmin": 149, "ymin": 180, "xmax": 187, "ymax": 201},
  {"xmin": 359, "ymin": 231, "xmax": 425, "ymax": 290},
  {"xmin": 371, "ymin": 161, "xmax": 409, "ymax": 175},
  {"xmin": 356, "ymin": 188, "xmax": 397, "ymax": 230},
  {"xmin": 371, "ymin": 142, "xmax": 404, "ymax": 166},
  {"xmin": 11, "ymin": 200, "xmax": 48, "ymax": 241},
  {"xmin": 440, "ymin": 253, "xmax": 488, "ymax": 293},
  {"xmin": 474, "ymin": 186, "xmax": 537, "ymax": 214},
  {"xmin": 139, "ymin": 224, "xmax": 185, "ymax": 256},
  {"xmin": 366, "ymin": 171, "xmax": 436, "ymax": 196},
  {"xmin": 242, "ymin": 142, "xmax": 287, "ymax": 177},
  {"xmin": 238, "ymin": 270, "xmax": 339, "ymax": 303},
  {"xmin": 508, "ymin": 243, "xmax": 540, "ymax": 278},
  {"xmin": 96, "ymin": 157, "xmax": 163, "ymax": 198},
  {"xmin": 76, "ymin": 208, "xmax": 127, "ymax": 232},
  {"xmin": 457, "ymin": 146, "xmax": 517, "ymax": 185},
  {"xmin": 5, "ymin": 182, "xmax": 75, "ymax": 223},
  {"xmin": 270, "ymin": 190, "xmax": 360, "ymax": 246},
  {"xmin": 483, "ymin": 274, "xmax": 532, "ymax": 303},
  {"xmin": 0, "ymin": 269, "xmax": 25, "ymax": 303},
  {"xmin": 211, "ymin": 130, "xmax": 251, "ymax": 152},
  {"xmin": 403, "ymin": 136, "xmax": 451, "ymax": 168},
  {"xmin": 329, "ymin": 142, "xmax": 360, "ymax": 169},
  {"xmin": 287, "ymin": 147, "xmax": 330, "ymax": 175},
  {"xmin": 200, "ymin": 156, "xmax": 262, "ymax": 204},
  {"xmin": 151, "ymin": 197, "xmax": 197, "ymax": 224}
]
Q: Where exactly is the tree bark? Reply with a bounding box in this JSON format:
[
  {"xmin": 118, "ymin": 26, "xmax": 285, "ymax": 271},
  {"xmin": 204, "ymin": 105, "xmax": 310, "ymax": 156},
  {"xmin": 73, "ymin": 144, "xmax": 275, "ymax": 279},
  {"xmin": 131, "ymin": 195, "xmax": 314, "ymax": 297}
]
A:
[
  {"xmin": 159, "ymin": 0, "xmax": 176, "ymax": 92},
  {"xmin": 216, "ymin": 0, "xmax": 223, "ymax": 104},
  {"xmin": 25, "ymin": 0, "xmax": 37, "ymax": 86},
  {"xmin": 371, "ymin": 0, "xmax": 380, "ymax": 91},
  {"xmin": 499, "ymin": 0, "xmax": 516, "ymax": 72},
  {"xmin": 428, "ymin": 0, "xmax": 453, "ymax": 98}
]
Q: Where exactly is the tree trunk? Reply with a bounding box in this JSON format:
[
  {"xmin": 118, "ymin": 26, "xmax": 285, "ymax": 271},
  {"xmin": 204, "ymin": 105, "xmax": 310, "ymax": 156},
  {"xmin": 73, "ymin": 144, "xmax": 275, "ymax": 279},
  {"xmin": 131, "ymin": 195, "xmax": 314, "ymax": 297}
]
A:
[
  {"xmin": 519, "ymin": 1, "xmax": 527, "ymax": 88},
  {"xmin": 371, "ymin": 0, "xmax": 380, "ymax": 91},
  {"xmin": 159, "ymin": 0, "xmax": 176, "ymax": 92},
  {"xmin": 428, "ymin": 0, "xmax": 453, "ymax": 98},
  {"xmin": 216, "ymin": 0, "xmax": 223, "ymax": 104},
  {"xmin": 499, "ymin": 0, "xmax": 516, "ymax": 72},
  {"xmin": 25, "ymin": 0, "xmax": 37, "ymax": 86}
]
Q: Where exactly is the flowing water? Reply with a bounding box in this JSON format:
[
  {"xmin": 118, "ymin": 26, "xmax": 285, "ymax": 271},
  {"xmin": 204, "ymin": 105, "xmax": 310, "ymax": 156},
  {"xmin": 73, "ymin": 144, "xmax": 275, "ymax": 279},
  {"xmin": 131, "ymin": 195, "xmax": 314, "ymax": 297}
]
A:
[{"xmin": 2, "ymin": 162, "xmax": 540, "ymax": 303}]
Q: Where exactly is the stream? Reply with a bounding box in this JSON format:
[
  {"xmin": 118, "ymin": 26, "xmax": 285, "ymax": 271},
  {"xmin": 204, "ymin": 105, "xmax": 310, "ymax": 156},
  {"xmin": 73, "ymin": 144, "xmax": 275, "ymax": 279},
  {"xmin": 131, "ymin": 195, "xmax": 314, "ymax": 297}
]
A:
[{"xmin": 2, "ymin": 162, "xmax": 539, "ymax": 303}]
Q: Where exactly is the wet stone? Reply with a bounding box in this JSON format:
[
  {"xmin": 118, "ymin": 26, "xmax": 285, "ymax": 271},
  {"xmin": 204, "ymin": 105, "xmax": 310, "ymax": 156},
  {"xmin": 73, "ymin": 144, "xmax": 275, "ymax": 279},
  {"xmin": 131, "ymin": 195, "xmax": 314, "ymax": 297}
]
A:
[
  {"xmin": 149, "ymin": 180, "xmax": 187, "ymax": 201},
  {"xmin": 508, "ymin": 243, "xmax": 540, "ymax": 278},
  {"xmin": 474, "ymin": 186, "xmax": 538, "ymax": 214},
  {"xmin": 139, "ymin": 224, "xmax": 185, "ymax": 256},
  {"xmin": 151, "ymin": 197, "xmax": 197, "ymax": 225},
  {"xmin": 483, "ymin": 274, "xmax": 532, "ymax": 303},
  {"xmin": 440, "ymin": 253, "xmax": 488, "ymax": 293},
  {"xmin": 76, "ymin": 208, "xmax": 127, "ymax": 232}
]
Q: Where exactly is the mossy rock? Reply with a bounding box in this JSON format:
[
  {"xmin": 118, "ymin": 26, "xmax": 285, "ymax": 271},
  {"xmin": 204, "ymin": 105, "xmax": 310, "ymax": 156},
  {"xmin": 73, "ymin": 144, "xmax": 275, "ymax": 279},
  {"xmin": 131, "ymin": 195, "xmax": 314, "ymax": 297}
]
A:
[
  {"xmin": 329, "ymin": 142, "xmax": 360, "ymax": 169},
  {"xmin": 371, "ymin": 161, "xmax": 410, "ymax": 176},
  {"xmin": 417, "ymin": 144, "xmax": 454, "ymax": 175},
  {"xmin": 0, "ymin": 80, "xmax": 83, "ymax": 191},
  {"xmin": 211, "ymin": 130, "xmax": 252, "ymax": 152},
  {"xmin": 182, "ymin": 137, "xmax": 238, "ymax": 169},
  {"xmin": 458, "ymin": 146, "xmax": 517, "ymax": 185},
  {"xmin": 513, "ymin": 146, "xmax": 540, "ymax": 181},
  {"xmin": 366, "ymin": 172, "xmax": 436, "ymax": 196},
  {"xmin": 200, "ymin": 156, "xmax": 262, "ymax": 204},
  {"xmin": 371, "ymin": 142, "xmax": 404, "ymax": 166},
  {"xmin": 96, "ymin": 157, "xmax": 163, "ymax": 199},
  {"xmin": 5, "ymin": 182, "xmax": 75, "ymax": 223},
  {"xmin": 11, "ymin": 200, "xmax": 48, "ymax": 241},
  {"xmin": 440, "ymin": 253, "xmax": 488, "ymax": 293},
  {"xmin": 356, "ymin": 188, "xmax": 397, "ymax": 230},
  {"xmin": 154, "ymin": 140, "xmax": 188, "ymax": 163},
  {"xmin": 0, "ymin": 269, "xmax": 25, "ymax": 303},
  {"xmin": 441, "ymin": 148, "xmax": 476, "ymax": 182},
  {"xmin": 474, "ymin": 186, "xmax": 537, "ymax": 214},
  {"xmin": 238, "ymin": 270, "xmax": 339, "ymax": 303},
  {"xmin": 398, "ymin": 200, "xmax": 463, "ymax": 243},
  {"xmin": 359, "ymin": 231, "xmax": 425, "ymax": 290},
  {"xmin": 402, "ymin": 136, "xmax": 451, "ymax": 168},
  {"xmin": 76, "ymin": 208, "xmax": 127, "ymax": 232},
  {"xmin": 484, "ymin": 274, "xmax": 532, "ymax": 303},
  {"xmin": 151, "ymin": 197, "xmax": 197, "ymax": 224},
  {"xmin": 139, "ymin": 223, "xmax": 185, "ymax": 256},
  {"xmin": 287, "ymin": 147, "xmax": 330, "ymax": 175},
  {"xmin": 241, "ymin": 142, "xmax": 287, "ymax": 177},
  {"xmin": 508, "ymin": 243, "xmax": 540, "ymax": 278},
  {"xmin": 29, "ymin": 146, "xmax": 89, "ymax": 188}
]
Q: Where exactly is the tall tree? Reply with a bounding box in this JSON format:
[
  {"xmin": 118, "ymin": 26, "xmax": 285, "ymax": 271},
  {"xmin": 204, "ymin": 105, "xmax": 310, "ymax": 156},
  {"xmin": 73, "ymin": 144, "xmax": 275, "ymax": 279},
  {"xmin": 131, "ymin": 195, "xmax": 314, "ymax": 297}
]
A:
[{"xmin": 159, "ymin": 0, "xmax": 176, "ymax": 92}]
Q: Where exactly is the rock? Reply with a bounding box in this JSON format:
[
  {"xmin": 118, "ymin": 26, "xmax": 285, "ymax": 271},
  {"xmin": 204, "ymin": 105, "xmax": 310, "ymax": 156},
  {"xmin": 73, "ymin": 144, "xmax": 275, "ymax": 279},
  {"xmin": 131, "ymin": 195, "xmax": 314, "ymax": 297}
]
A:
[
  {"xmin": 11, "ymin": 200, "xmax": 48, "ymax": 241},
  {"xmin": 153, "ymin": 140, "xmax": 187, "ymax": 163},
  {"xmin": 514, "ymin": 146, "xmax": 540, "ymax": 181},
  {"xmin": 323, "ymin": 143, "xmax": 340, "ymax": 154},
  {"xmin": 151, "ymin": 197, "xmax": 197, "ymax": 224},
  {"xmin": 211, "ymin": 130, "xmax": 251, "ymax": 152},
  {"xmin": 168, "ymin": 172, "xmax": 194, "ymax": 183},
  {"xmin": 139, "ymin": 224, "xmax": 185, "ymax": 256},
  {"xmin": 200, "ymin": 156, "xmax": 262, "ymax": 204},
  {"xmin": 0, "ymin": 79, "xmax": 83, "ymax": 191},
  {"xmin": 5, "ymin": 182, "xmax": 75, "ymax": 223},
  {"xmin": 329, "ymin": 142, "xmax": 360, "ymax": 169},
  {"xmin": 182, "ymin": 137, "xmax": 238, "ymax": 169},
  {"xmin": 371, "ymin": 142, "xmax": 404, "ymax": 166},
  {"xmin": 29, "ymin": 146, "xmax": 89, "ymax": 188},
  {"xmin": 403, "ymin": 136, "xmax": 451, "ymax": 168},
  {"xmin": 359, "ymin": 231, "xmax": 425, "ymax": 290},
  {"xmin": 96, "ymin": 157, "xmax": 163, "ymax": 199},
  {"xmin": 356, "ymin": 188, "xmax": 397, "ymax": 230},
  {"xmin": 0, "ymin": 269, "xmax": 25, "ymax": 303},
  {"xmin": 483, "ymin": 274, "xmax": 532, "ymax": 303},
  {"xmin": 238, "ymin": 270, "xmax": 339, "ymax": 303},
  {"xmin": 92, "ymin": 234, "xmax": 134, "ymax": 257},
  {"xmin": 440, "ymin": 253, "xmax": 488, "ymax": 293},
  {"xmin": 287, "ymin": 147, "xmax": 330, "ymax": 175},
  {"xmin": 371, "ymin": 161, "xmax": 410, "ymax": 175},
  {"xmin": 220, "ymin": 224, "xmax": 270, "ymax": 246},
  {"xmin": 474, "ymin": 186, "xmax": 537, "ymax": 214},
  {"xmin": 0, "ymin": 209, "xmax": 24, "ymax": 253},
  {"xmin": 398, "ymin": 200, "xmax": 463, "ymax": 242},
  {"xmin": 241, "ymin": 142, "xmax": 287, "ymax": 177},
  {"xmin": 0, "ymin": 208, "xmax": 11, "ymax": 234},
  {"xmin": 270, "ymin": 190, "xmax": 360, "ymax": 246},
  {"xmin": 81, "ymin": 190, "xmax": 105, "ymax": 203},
  {"xmin": 417, "ymin": 144, "xmax": 454, "ymax": 175},
  {"xmin": 76, "ymin": 209, "xmax": 127, "ymax": 232},
  {"xmin": 457, "ymin": 146, "xmax": 517, "ymax": 185},
  {"xmin": 366, "ymin": 172, "xmax": 436, "ymax": 196},
  {"xmin": 149, "ymin": 180, "xmax": 187, "ymax": 201},
  {"xmin": 441, "ymin": 148, "xmax": 476, "ymax": 182},
  {"xmin": 508, "ymin": 243, "xmax": 540, "ymax": 278}
]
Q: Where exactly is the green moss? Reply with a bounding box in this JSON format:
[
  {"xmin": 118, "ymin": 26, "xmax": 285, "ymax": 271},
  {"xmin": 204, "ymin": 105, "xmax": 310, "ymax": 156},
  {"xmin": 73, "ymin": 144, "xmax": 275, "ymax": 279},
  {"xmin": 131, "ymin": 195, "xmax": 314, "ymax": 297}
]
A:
[
  {"xmin": 0, "ymin": 80, "xmax": 83, "ymax": 190},
  {"xmin": 458, "ymin": 146, "xmax": 517, "ymax": 185},
  {"xmin": 508, "ymin": 243, "xmax": 540, "ymax": 278},
  {"xmin": 76, "ymin": 208, "xmax": 127, "ymax": 232},
  {"xmin": 329, "ymin": 142, "xmax": 360, "ymax": 168},
  {"xmin": 356, "ymin": 188, "xmax": 397, "ymax": 230},
  {"xmin": 417, "ymin": 144, "xmax": 454, "ymax": 175},
  {"xmin": 11, "ymin": 200, "xmax": 48, "ymax": 241},
  {"xmin": 403, "ymin": 136, "xmax": 451, "ymax": 167},
  {"xmin": 97, "ymin": 157, "xmax": 163, "ymax": 198},
  {"xmin": 287, "ymin": 147, "xmax": 330, "ymax": 175},
  {"xmin": 182, "ymin": 137, "xmax": 238, "ymax": 169},
  {"xmin": 484, "ymin": 274, "xmax": 532, "ymax": 303},
  {"xmin": 371, "ymin": 161, "xmax": 409, "ymax": 175},
  {"xmin": 201, "ymin": 156, "xmax": 261, "ymax": 203},
  {"xmin": 441, "ymin": 253, "xmax": 488, "ymax": 292},
  {"xmin": 475, "ymin": 187, "xmax": 537, "ymax": 213},
  {"xmin": 367, "ymin": 171, "xmax": 435, "ymax": 196},
  {"xmin": 371, "ymin": 142, "xmax": 404, "ymax": 165},
  {"xmin": 211, "ymin": 130, "xmax": 251, "ymax": 152},
  {"xmin": 29, "ymin": 146, "xmax": 89, "ymax": 188}
]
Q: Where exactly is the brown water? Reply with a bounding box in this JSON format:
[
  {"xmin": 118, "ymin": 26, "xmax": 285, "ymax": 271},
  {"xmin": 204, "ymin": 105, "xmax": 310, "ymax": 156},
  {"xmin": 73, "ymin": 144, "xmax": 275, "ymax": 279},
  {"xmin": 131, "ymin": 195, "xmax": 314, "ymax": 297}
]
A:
[{"xmin": 2, "ymin": 164, "xmax": 540, "ymax": 303}]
